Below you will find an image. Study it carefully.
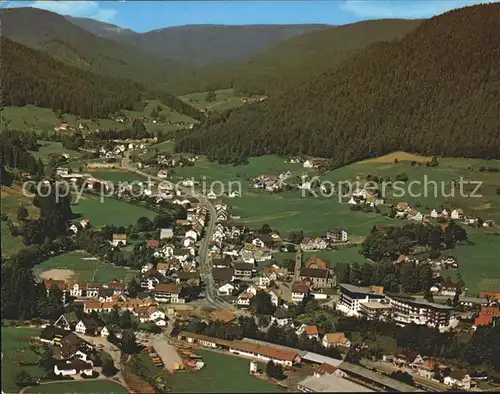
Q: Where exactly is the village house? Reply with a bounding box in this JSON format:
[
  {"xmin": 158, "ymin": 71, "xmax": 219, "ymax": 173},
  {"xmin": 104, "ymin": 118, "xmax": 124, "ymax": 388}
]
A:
[
  {"xmin": 100, "ymin": 325, "xmax": 122, "ymax": 339},
  {"xmin": 133, "ymin": 305, "xmax": 167, "ymax": 326},
  {"xmin": 451, "ymin": 208, "xmax": 464, "ymax": 220},
  {"xmin": 291, "ymin": 282, "xmax": 310, "ymax": 303},
  {"xmin": 54, "ymin": 359, "xmax": 93, "ymax": 377},
  {"xmin": 300, "ymin": 237, "xmax": 328, "ymax": 251},
  {"xmin": 444, "ymin": 370, "xmax": 471, "ymax": 389},
  {"xmin": 212, "ymin": 267, "xmax": 235, "ymax": 285},
  {"xmin": 160, "ymin": 228, "xmax": 174, "ymax": 239},
  {"xmin": 392, "ymin": 348, "xmax": 424, "ymax": 370},
  {"xmin": 233, "ymin": 263, "xmax": 254, "ymax": 281},
  {"xmin": 296, "ymin": 324, "xmax": 319, "ymax": 340},
  {"xmin": 237, "ymin": 291, "xmax": 254, "ymax": 307},
  {"xmin": 218, "ymin": 282, "xmax": 235, "ymax": 296},
  {"xmin": 322, "ymin": 332, "xmax": 351, "ymax": 348},
  {"xmin": 326, "ymin": 228, "xmax": 348, "ymax": 243},
  {"xmin": 418, "ymin": 358, "xmax": 439, "ymax": 380},
  {"xmin": 54, "ymin": 312, "xmax": 79, "ymax": 331},
  {"xmin": 111, "ymin": 233, "xmax": 127, "ymax": 247},
  {"xmin": 396, "ymin": 202, "xmax": 410, "ymax": 217},
  {"xmin": 153, "ymin": 283, "xmax": 183, "ymax": 303},
  {"xmin": 75, "ymin": 317, "xmax": 100, "ymax": 336},
  {"xmin": 251, "ymin": 234, "xmax": 274, "ymax": 248}
]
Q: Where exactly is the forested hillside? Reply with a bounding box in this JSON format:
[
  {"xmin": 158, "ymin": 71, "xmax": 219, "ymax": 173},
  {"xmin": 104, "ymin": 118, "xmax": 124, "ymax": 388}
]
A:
[
  {"xmin": 65, "ymin": 15, "xmax": 137, "ymax": 40},
  {"xmin": 175, "ymin": 19, "xmax": 422, "ymax": 94},
  {"xmin": 1, "ymin": 7, "xmax": 189, "ymax": 92},
  {"xmin": 176, "ymin": 4, "xmax": 500, "ymax": 164},
  {"xmin": 1, "ymin": 37, "xmax": 142, "ymax": 118},
  {"xmin": 105, "ymin": 24, "xmax": 328, "ymax": 67}
]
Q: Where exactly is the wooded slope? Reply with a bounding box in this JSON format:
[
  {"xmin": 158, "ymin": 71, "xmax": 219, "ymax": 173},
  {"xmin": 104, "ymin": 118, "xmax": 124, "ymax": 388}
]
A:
[{"xmin": 176, "ymin": 4, "xmax": 500, "ymax": 164}]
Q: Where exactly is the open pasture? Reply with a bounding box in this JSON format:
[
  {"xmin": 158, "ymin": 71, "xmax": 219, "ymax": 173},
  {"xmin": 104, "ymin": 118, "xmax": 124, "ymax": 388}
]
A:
[{"xmin": 35, "ymin": 250, "xmax": 138, "ymax": 283}]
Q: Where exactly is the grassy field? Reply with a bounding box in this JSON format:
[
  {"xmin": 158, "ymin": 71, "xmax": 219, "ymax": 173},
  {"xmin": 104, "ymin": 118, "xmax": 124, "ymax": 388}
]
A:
[
  {"xmin": 1, "ymin": 326, "xmax": 46, "ymax": 394},
  {"xmin": 2, "ymin": 106, "xmax": 61, "ymax": 132},
  {"xmin": 173, "ymin": 155, "xmax": 393, "ymax": 237},
  {"xmin": 1, "ymin": 106, "xmax": 124, "ymax": 133},
  {"xmin": 1, "ymin": 184, "xmax": 40, "ymax": 257},
  {"xmin": 35, "ymin": 250, "xmax": 138, "ymax": 283},
  {"xmin": 448, "ymin": 229, "xmax": 500, "ymax": 295},
  {"xmin": 26, "ymin": 380, "xmax": 128, "ymax": 394},
  {"xmin": 71, "ymin": 194, "xmax": 156, "ymax": 227},
  {"xmin": 274, "ymin": 248, "xmax": 370, "ymax": 268},
  {"xmin": 125, "ymin": 99, "xmax": 198, "ymax": 125},
  {"xmin": 321, "ymin": 152, "xmax": 500, "ymax": 222},
  {"xmin": 180, "ymin": 88, "xmax": 256, "ymax": 112},
  {"xmin": 31, "ymin": 141, "xmax": 83, "ymax": 164},
  {"xmin": 168, "ymin": 350, "xmax": 279, "ymax": 393}
]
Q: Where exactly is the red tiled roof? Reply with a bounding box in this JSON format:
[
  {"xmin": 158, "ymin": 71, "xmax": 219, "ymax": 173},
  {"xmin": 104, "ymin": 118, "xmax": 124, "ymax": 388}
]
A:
[
  {"xmin": 474, "ymin": 314, "xmax": 493, "ymax": 327},
  {"xmin": 154, "ymin": 283, "xmax": 181, "ymax": 294},
  {"xmin": 45, "ymin": 279, "xmax": 66, "ymax": 291},
  {"xmin": 316, "ymin": 363, "xmax": 338, "ymax": 375},
  {"xmin": 479, "ymin": 292, "xmax": 500, "ymax": 301},
  {"xmin": 480, "ymin": 306, "xmax": 500, "ymax": 316},
  {"xmin": 304, "ymin": 325, "xmax": 319, "ymax": 336},
  {"xmin": 291, "ymin": 281, "xmax": 310, "ymax": 293}
]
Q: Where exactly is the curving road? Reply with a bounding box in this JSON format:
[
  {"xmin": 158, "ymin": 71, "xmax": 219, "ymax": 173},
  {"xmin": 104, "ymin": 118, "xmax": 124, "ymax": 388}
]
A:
[{"xmin": 121, "ymin": 152, "xmax": 234, "ymax": 311}]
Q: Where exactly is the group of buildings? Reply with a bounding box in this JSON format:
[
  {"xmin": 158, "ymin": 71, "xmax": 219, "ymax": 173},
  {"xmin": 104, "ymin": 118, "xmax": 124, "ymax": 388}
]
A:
[{"xmin": 337, "ymin": 283, "xmax": 500, "ymax": 333}]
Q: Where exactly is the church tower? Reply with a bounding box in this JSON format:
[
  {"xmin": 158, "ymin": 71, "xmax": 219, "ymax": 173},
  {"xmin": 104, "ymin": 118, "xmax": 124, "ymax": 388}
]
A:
[{"xmin": 294, "ymin": 247, "xmax": 303, "ymax": 282}]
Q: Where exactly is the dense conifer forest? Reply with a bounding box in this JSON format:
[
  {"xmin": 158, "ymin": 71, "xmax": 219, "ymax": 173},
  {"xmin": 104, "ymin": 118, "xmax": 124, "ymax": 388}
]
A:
[
  {"xmin": 176, "ymin": 4, "xmax": 500, "ymax": 164},
  {"xmin": 174, "ymin": 19, "xmax": 422, "ymax": 95},
  {"xmin": 2, "ymin": 37, "xmax": 143, "ymax": 118}
]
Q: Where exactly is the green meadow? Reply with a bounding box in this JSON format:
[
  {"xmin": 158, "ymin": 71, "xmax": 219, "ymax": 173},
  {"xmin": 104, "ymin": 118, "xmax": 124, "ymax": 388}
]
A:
[
  {"xmin": 168, "ymin": 349, "xmax": 279, "ymax": 393},
  {"xmin": 26, "ymin": 380, "xmax": 128, "ymax": 394},
  {"xmin": 35, "ymin": 250, "xmax": 138, "ymax": 283},
  {"xmin": 180, "ymin": 88, "xmax": 256, "ymax": 112},
  {"xmin": 32, "ymin": 141, "xmax": 83, "ymax": 164},
  {"xmin": 71, "ymin": 194, "xmax": 156, "ymax": 227},
  {"xmin": 1, "ymin": 327, "xmax": 45, "ymax": 394}
]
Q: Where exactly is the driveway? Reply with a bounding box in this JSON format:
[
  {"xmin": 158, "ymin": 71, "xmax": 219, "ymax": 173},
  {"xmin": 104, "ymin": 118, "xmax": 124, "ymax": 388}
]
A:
[{"xmin": 78, "ymin": 334, "xmax": 121, "ymax": 370}]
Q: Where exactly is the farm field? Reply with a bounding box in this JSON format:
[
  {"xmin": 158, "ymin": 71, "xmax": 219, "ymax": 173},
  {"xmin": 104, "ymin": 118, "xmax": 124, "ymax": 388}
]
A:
[
  {"xmin": 168, "ymin": 350, "xmax": 279, "ymax": 393},
  {"xmin": 35, "ymin": 250, "xmax": 138, "ymax": 283},
  {"xmin": 26, "ymin": 380, "xmax": 128, "ymax": 394},
  {"xmin": 71, "ymin": 194, "xmax": 156, "ymax": 227},
  {"xmin": 180, "ymin": 88, "xmax": 257, "ymax": 112},
  {"xmin": 1, "ymin": 326, "xmax": 46, "ymax": 394}
]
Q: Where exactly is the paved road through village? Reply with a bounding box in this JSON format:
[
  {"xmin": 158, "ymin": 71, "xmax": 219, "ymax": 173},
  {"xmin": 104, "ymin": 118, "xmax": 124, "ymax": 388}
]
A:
[{"xmin": 121, "ymin": 151, "xmax": 235, "ymax": 311}]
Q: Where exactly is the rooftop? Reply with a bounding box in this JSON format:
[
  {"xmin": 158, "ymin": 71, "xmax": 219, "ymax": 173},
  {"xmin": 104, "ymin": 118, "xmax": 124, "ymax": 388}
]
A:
[{"xmin": 298, "ymin": 373, "xmax": 373, "ymax": 392}]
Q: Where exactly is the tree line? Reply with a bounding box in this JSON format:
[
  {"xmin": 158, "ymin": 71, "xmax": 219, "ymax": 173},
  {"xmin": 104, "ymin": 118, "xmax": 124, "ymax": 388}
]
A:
[{"xmin": 175, "ymin": 4, "xmax": 500, "ymax": 165}]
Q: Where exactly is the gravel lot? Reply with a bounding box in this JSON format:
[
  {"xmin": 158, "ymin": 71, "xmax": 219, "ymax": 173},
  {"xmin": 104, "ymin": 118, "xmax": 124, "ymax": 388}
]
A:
[{"xmin": 151, "ymin": 334, "xmax": 182, "ymax": 371}]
